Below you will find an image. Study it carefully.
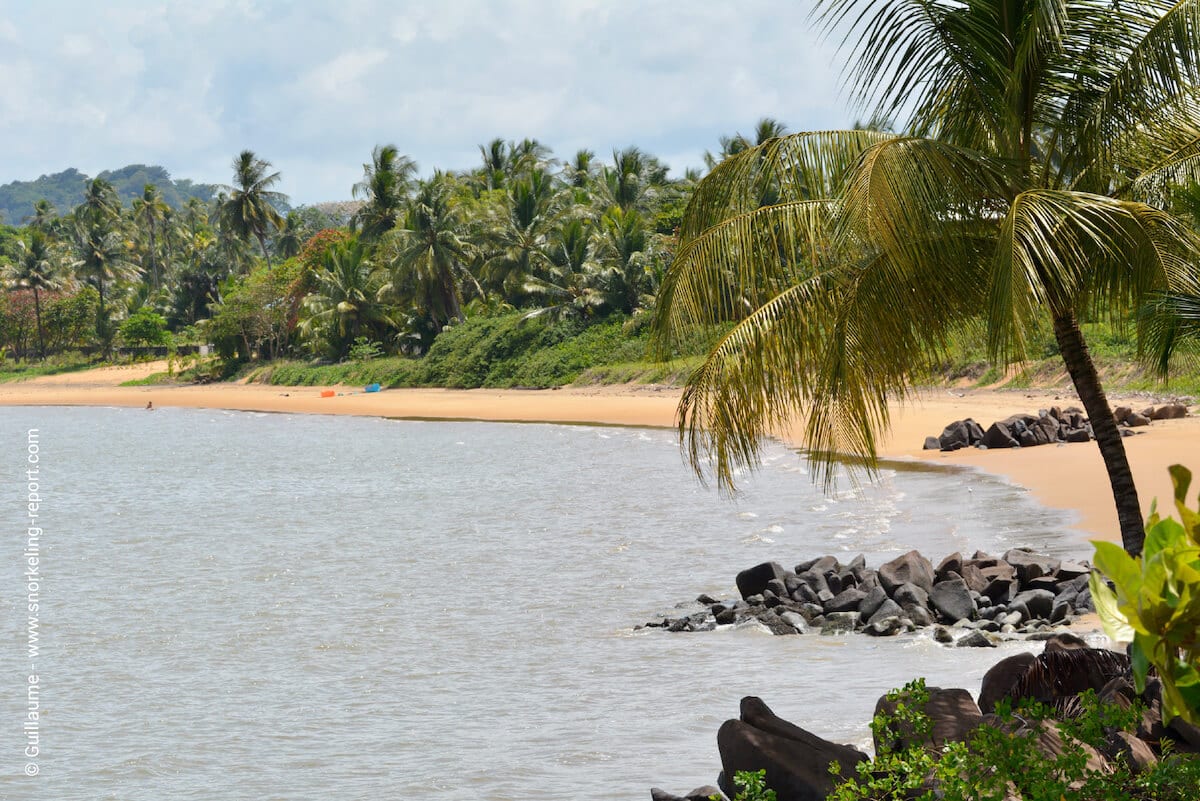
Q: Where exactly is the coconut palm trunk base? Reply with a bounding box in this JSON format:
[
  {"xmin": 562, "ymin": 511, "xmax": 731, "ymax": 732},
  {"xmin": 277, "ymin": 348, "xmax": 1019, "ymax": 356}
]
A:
[{"xmin": 1052, "ymin": 312, "xmax": 1144, "ymax": 555}]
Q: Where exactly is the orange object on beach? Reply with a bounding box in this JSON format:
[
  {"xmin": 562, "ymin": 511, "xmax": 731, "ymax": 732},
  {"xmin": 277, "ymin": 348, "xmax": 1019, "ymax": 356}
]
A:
[{"xmin": 319, "ymin": 390, "xmax": 335, "ymax": 398}]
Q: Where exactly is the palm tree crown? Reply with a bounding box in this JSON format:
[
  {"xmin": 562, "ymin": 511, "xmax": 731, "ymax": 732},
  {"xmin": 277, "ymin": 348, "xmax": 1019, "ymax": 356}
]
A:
[
  {"xmin": 658, "ymin": 0, "xmax": 1200, "ymax": 555},
  {"xmin": 217, "ymin": 150, "xmax": 287, "ymax": 268}
]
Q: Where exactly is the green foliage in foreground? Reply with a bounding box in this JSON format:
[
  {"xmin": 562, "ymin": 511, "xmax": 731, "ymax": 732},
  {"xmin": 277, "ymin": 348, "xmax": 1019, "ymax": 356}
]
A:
[
  {"xmin": 1092, "ymin": 465, "xmax": 1200, "ymax": 726},
  {"xmin": 724, "ymin": 770, "xmax": 776, "ymax": 801},
  {"xmin": 828, "ymin": 679, "xmax": 1200, "ymax": 801}
]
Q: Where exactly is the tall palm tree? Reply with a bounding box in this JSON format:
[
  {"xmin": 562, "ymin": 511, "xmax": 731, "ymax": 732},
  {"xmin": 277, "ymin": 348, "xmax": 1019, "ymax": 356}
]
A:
[
  {"xmin": 132, "ymin": 184, "xmax": 170, "ymax": 288},
  {"xmin": 67, "ymin": 211, "xmax": 135, "ymax": 355},
  {"xmin": 217, "ymin": 150, "xmax": 287, "ymax": 267},
  {"xmin": 276, "ymin": 211, "xmax": 305, "ymax": 260},
  {"xmin": 656, "ymin": 0, "xmax": 1200, "ymax": 556},
  {"xmin": 480, "ymin": 168, "xmax": 564, "ymax": 302},
  {"xmin": 384, "ymin": 174, "xmax": 481, "ymax": 335},
  {"xmin": 351, "ymin": 144, "xmax": 418, "ymax": 242},
  {"xmin": 4, "ymin": 231, "xmax": 64, "ymax": 359},
  {"xmin": 300, "ymin": 239, "xmax": 397, "ymax": 359},
  {"xmin": 599, "ymin": 147, "xmax": 667, "ymax": 212},
  {"xmin": 704, "ymin": 117, "xmax": 790, "ymax": 170}
]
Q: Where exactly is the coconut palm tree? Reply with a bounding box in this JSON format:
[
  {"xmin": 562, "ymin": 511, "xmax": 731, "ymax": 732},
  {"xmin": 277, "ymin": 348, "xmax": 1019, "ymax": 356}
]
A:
[
  {"xmin": 480, "ymin": 168, "xmax": 564, "ymax": 302},
  {"xmin": 598, "ymin": 147, "xmax": 668, "ymax": 212},
  {"xmin": 67, "ymin": 211, "xmax": 135, "ymax": 355},
  {"xmin": 351, "ymin": 144, "xmax": 418, "ymax": 242},
  {"xmin": 275, "ymin": 211, "xmax": 305, "ymax": 260},
  {"xmin": 217, "ymin": 150, "xmax": 287, "ymax": 267},
  {"xmin": 383, "ymin": 174, "xmax": 481, "ymax": 337},
  {"xmin": 301, "ymin": 239, "xmax": 397, "ymax": 359},
  {"xmin": 4, "ymin": 231, "xmax": 64, "ymax": 359},
  {"xmin": 132, "ymin": 184, "xmax": 170, "ymax": 288},
  {"xmin": 656, "ymin": 0, "xmax": 1200, "ymax": 556},
  {"xmin": 25, "ymin": 199, "xmax": 59, "ymax": 235}
]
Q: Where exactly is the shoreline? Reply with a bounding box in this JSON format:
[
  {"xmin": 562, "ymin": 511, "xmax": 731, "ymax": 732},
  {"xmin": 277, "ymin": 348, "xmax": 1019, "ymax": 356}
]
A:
[{"xmin": 2, "ymin": 361, "xmax": 1196, "ymax": 545}]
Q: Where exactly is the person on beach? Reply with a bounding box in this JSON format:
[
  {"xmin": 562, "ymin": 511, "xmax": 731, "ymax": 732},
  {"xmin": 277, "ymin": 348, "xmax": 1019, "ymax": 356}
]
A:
[{"xmin": 146, "ymin": 401, "xmax": 154, "ymax": 410}]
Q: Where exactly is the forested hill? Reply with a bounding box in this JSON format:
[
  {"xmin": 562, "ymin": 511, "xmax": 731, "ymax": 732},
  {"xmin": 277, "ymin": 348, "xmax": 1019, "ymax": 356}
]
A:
[{"xmin": 0, "ymin": 164, "xmax": 218, "ymax": 224}]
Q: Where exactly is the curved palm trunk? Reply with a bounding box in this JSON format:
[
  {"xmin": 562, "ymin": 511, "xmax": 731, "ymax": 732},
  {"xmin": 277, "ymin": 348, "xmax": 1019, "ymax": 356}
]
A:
[{"xmin": 1052, "ymin": 311, "xmax": 1144, "ymax": 555}]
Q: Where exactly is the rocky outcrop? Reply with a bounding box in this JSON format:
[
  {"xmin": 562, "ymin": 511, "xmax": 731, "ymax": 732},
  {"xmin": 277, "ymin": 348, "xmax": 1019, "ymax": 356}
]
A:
[
  {"xmin": 924, "ymin": 402, "xmax": 1190, "ymax": 452},
  {"xmin": 643, "ymin": 548, "xmax": 1095, "ymax": 642},
  {"xmin": 659, "ymin": 638, "xmax": 1197, "ymax": 800},
  {"xmin": 716, "ymin": 697, "xmax": 867, "ymax": 801}
]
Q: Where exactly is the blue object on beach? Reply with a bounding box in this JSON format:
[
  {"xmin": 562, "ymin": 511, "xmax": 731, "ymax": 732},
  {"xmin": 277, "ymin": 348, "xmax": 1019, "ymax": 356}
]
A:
[{"xmin": 365, "ymin": 383, "xmax": 382, "ymax": 393}]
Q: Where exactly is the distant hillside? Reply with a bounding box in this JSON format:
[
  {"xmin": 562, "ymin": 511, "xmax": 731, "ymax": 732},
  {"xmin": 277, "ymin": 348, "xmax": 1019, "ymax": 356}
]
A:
[{"xmin": 0, "ymin": 165, "xmax": 219, "ymax": 225}]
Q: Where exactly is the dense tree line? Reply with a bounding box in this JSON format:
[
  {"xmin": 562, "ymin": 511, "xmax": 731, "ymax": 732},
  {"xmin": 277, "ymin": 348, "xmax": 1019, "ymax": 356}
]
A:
[{"xmin": 0, "ymin": 131, "xmax": 733, "ymax": 364}]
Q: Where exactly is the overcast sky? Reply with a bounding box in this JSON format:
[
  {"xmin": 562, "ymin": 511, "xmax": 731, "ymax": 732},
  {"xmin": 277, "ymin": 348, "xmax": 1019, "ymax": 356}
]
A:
[{"xmin": 0, "ymin": 1, "xmax": 855, "ymax": 206}]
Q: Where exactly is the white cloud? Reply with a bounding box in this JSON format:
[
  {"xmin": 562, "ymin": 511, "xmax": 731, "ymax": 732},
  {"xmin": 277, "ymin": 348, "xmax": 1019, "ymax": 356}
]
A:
[{"xmin": 0, "ymin": 0, "xmax": 854, "ymax": 205}]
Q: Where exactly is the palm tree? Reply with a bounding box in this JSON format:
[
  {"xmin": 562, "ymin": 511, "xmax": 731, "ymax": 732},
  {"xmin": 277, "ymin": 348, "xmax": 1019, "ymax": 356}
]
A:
[
  {"xmin": 217, "ymin": 150, "xmax": 287, "ymax": 267},
  {"xmin": 588, "ymin": 206, "xmax": 658, "ymax": 315},
  {"xmin": 384, "ymin": 174, "xmax": 481, "ymax": 336},
  {"xmin": 480, "ymin": 168, "xmax": 564, "ymax": 302},
  {"xmin": 704, "ymin": 117, "xmax": 790, "ymax": 170},
  {"xmin": 25, "ymin": 199, "xmax": 59, "ymax": 235},
  {"xmin": 598, "ymin": 147, "xmax": 667, "ymax": 212},
  {"xmin": 301, "ymin": 239, "xmax": 397, "ymax": 359},
  {"xmin": 67, "ymin": 211, "xmax": 135, "ymax": 355},
  {"xmin": 4, "ymin": 231, "xmax": 64, "ymax": 359},
  {"xmin": 276, "ymin": 211, "xmax": 305, "ymax": 260},
  {"xmin": 351, "ymin": 144, "xmax": 418, "ymax": 242},
  {"xmin": 132, "ymin": 184, "xmax": 170, "ymax": 288},
  {"xmin": 656, "ymin": 0, "xmax": 1200, "ymax": 556}
]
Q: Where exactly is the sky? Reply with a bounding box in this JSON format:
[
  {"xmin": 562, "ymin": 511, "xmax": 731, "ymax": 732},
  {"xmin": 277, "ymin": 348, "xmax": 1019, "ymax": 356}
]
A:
[{"xmin": 0, "ymin": 1, "xmax": 855, "ymax": 206}]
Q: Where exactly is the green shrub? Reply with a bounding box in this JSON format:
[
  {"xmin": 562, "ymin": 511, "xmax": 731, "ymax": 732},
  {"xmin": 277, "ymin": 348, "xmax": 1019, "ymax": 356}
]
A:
[{"xmin": 1091, "ymin": 465, "xmax": 1200, "ymax": 726}]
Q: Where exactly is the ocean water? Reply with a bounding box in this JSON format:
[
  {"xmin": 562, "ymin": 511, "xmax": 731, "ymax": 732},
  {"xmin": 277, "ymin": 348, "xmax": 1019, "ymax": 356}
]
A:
[{"xmin": 1, "ymin": 406, "xmax": 1091, "ymax": 800}]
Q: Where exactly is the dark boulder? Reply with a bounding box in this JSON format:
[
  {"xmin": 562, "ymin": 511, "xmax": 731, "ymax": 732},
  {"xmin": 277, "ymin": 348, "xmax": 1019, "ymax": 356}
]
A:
[
  {"xmin": 652, "ymin": 786, "xmax": 728, "ymax": 801},
  {"xmin": 1003, "ymin": 549, "xmax": 1061, "ymax": 585},
  {"xmin": 892, "ymin": 581, "xmax": 930, "ymax": 611},
  {"xmin": 979, "ymin": 652, "xmax": 1037, "ymax": 713},
  {"xmin": 858, "ymin": 585, "xmax": 888, "ymax": 619},
  {"xmin": 717, "ymin": 697, "xmax": 867, "ymax": 801},
  {"xmin": 935, "ymin": 552, "xmax": 963, "ymax": 583},
  {"xmin": 1127, "ymin": 412, "xmax": 1151, "ymax": 427},
  {"xmin": 982, "ymin": 420, "xmax": 1020, "ymax": 449},
  {"xmin": 930, "ymin": 577, "xmax": 977, "ymax": 623},
  {"xmin": 824, "ymin": 587, "xmax": 867, "ymax": 613},
  {"xmin": 874, "ymin": 686, "xmax": 983, "ymax": 752},
  {"xmin": 878, "ymin": 551, "xmax": 935, "ymax": 595},
  {"xmin": 1146, "ymin": 403, "xmax": 1187, "ymax": 420},
  {"xmin": 867, "ymin": 598, "xmax": 904, "ymax": 626},
  {"xmin": 1011, "ymin": 588, "xmax": 1056, "ymax": 620},
  {"xmin": 956, "ymin": 630, "xmax": 995, "ymax": 648},
  {"xmin": 736, "ymin": 562, "xmax": 792, "ymax": 601}
]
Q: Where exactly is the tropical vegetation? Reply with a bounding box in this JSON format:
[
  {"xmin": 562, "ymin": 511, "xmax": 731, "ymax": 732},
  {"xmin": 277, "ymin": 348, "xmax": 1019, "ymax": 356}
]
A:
[{"xmin": 656, "ymin": 0, "xmax": 1200, "ymax": 556}]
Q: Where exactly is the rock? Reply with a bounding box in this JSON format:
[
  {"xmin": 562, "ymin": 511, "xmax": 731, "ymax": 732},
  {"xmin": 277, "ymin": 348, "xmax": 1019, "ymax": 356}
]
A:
[
  {"xmin": 857, "ymin": 585, "xmax": 888, "ymax": 619},
  {"xmin": 821, "ymin": 611, "xmax": 860, "ymax": 634},
  {"xmin": 1011, "ymin": 588, "xmax": 1056, "ymax": 620},
  {"xmin": 933, "ymin": 625, "xmax": 955, "ymax": 644},
  {"xmin": 717, "ymin": 697, "xmax": 868, "ymax": 801},
  {"xmin": 653, "ymin": 787, "xmax": 728, "ymax": 801},
  {"xmin": 979, "ymin": 652, "xmax": 1037, "ymax": 712},
  {"xmin": 878, "ymin": 551, "xmax": 936, "ymax": 595},
  {"xmin": 865, "ymin": 616, "xmax": 904, "ymax": 636},
  {"xmin": 938, "ymin": 419, "xmax": 984, "ymax": 451},
  {"xmin": 736, "ymin": 562, "xmax": 792, "ymax": 601},
  {"xmin": 1127, "ymin": 412, "xmax": 1151, "ymax": 427},
  {"xmin": 778, "ymin": 611, "xmax": 809, "ymax": 634},
  {"xmin": 756, "ymin": 611, "xmax": 800, "ymax": 635},
  {"xmin": 713, "ymin": 604, "xmax": 737, "ymax": 625},
  {"xmin": 824, "ymin": 587, "xmax": 867, "ymax": 613},
  {"xmin": 867, "ymin": 598, "xmax": 904, "ymax": 626},
  {"xmin": 1003, "ymin": 549, "xmax": 1061, "ymax": 585},
  {"xmin": 982, "ymin": 420, "xmax": 1020, "ymax": 449},
  {"xmin": 1147, "ymin": 403, "xmax": 1187, "ymax": 420},
  {"xmin": 1054, "ymin": 561, "xmax": 1091, "ymax": 581},
  {"xmin": 930, "ymin": 577, "xmax": 977, "ymax": 623},
  {"xmin": 935, "ymin": 552, "xmax": 963, "ymax": 583},
  {"xmin": 1064, "ymin": 426, "xmax": 1093, "ymax": 442},
  {"xmin": 959, "ymin": 562, "xmax": 989, "ymax": 594},
  {"xmin": 1113, "ymin": 405, "xmax": 1133, "ymax": 424},
  {"xmin": 956, "ymin": 630, "xmax": 996, "ymax": 648},
  {"xmin": 1031, "ymin": 720, "xmax": 1109, "ymax": 773},
  {"xmin": 874, "ymin": 686, "xmax": 983, "ymax": 752},
  {"xmin": 848, "ymin": 553, "xmax": 866, "ymax": 571},
  {"xmin": 1042, "ymin": 632, "xmax": 1088, "ymax": 653},
  {"xmin": 1103, "ymin": 731, "xmax": 1158, "ymax": 774},
  {"xmin": 892, "ymin": 582, "xmax": 930, "ymax": 612},
  {"xmin": 907, "ymin": 606, "xmax": 935, "ymax": 627}
]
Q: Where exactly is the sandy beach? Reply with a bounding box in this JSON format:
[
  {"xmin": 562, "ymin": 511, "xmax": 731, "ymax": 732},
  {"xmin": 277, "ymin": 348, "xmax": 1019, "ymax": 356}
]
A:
[{"xmin": 3, "ymin": 361, "xmax": 1196, "ymax": 546}]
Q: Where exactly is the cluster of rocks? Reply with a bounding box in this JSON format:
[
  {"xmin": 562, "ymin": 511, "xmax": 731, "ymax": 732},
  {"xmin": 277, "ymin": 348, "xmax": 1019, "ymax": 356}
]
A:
[
  {"xmin": 653, "ymin": 635, "xmax": 1200, "ymax": 801},
  {"xmin": 642, "ymin": 548, "xmax": 1095, "ymax": 645},
  {"xmin": 923, "ymin": 402, "xmax": 1187, "ymax": 452}
]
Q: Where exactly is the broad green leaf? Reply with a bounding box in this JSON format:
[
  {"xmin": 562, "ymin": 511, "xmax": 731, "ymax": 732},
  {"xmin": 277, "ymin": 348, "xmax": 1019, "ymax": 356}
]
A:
[
  {"xmin": 1089, "ymin": 574, "xmax": 1135, "ymax": 643},
  {"xmin": 1092, "ymin": 541, "xmax": 1142, "ymax": 597}
]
